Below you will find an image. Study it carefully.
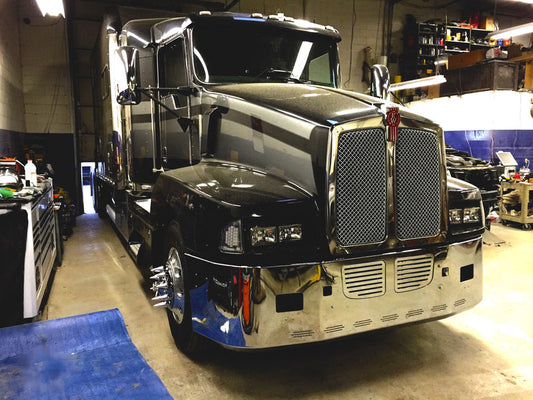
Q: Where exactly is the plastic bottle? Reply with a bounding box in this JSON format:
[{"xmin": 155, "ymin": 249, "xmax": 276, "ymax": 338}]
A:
[{"xmin": 25, "ymin": 159, "xmax": 37, "ymax": 187}]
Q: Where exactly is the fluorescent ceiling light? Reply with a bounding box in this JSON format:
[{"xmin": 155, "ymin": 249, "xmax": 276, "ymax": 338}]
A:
[
  {"xmin": 36, "ymin": 0, "xmax": 65, "ymax": 17},
  {"xmin": 489, "ymin": 22, "xmax": 533, "ymax": 39},
  {"xmin": 389, "ymin": 75, "xmax": 446, "ymax": 92},
  {"xmin": 511, "ymin": 0, "xmax": 533, "ymax": 3}
]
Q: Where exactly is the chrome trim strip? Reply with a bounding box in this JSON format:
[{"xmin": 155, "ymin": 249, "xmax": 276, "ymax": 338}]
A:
[
  {"xmin": 184, "ymin": 252, "xmax": 323, "ymax": 269},
  {"xmin": 184, "ymin": 235, "xmax": 481, "ymax": 270}
]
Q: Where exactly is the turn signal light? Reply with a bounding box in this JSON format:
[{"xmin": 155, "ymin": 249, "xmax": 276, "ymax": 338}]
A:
[{"xmin": 220, "ymin": 220, "xmax": 244, "ymax": 254}]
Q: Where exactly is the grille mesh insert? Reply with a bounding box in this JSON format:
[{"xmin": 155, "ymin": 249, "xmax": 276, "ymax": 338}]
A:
[
  {"xmin": 342, "ymin": 261, "xmax": 385, "ymax": 299},
  {"xmin": 335, "ymin": 129, "xmax": 387, "ymax": 246},
  {"xmin": 395, "ymin": 254, "xmax": 434, "ymax": 292},
  {"xmin": 396, "ymin": 128, "xmax": 442, "ymax": 239}
]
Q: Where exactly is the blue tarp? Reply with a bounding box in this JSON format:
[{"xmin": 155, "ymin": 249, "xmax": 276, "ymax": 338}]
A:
[{"xmin": 0, "ymin": 308, "xmax": 172, "ymax": 399}]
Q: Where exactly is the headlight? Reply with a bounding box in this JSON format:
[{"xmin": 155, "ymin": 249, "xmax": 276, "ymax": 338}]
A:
[
  {"xmin": 463, "ymin": 207, "xmax": 481, "ymax": 223},
  {"xmin": 279, "ymin": 224, "xmax": 303, "ymax": 242},
  {"xmin": 449, "ymin": 207, "xmax": 481, "ymax": 224},
  {"xmin": 251, "ymin": 226, "xmax": 277, "ymax": 246},
  {"xmin": 250, "ymin": 224, "xmax": 303, "ymax": 247},
  {"xmin": 449, "ymin": 209, "xmax": 463, "ymax": 225},
  {"xmin": 220, "ymin": 220, "xmax": 243, "ymax": 254}
]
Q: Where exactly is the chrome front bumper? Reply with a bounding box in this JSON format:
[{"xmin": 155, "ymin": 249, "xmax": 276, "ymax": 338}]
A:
[{"xmin": 187, "ymin": 237, "xmax": 483, "ymax": 349}]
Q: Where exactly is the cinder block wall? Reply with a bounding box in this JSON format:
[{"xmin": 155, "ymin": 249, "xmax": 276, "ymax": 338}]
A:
[
  {"xmin": 18, "ymin": 1, "xmax": 74, "ymax": 134},
  {"xmin": 0, "ymin": 0, "xmax": 25, "ymax": 132}
]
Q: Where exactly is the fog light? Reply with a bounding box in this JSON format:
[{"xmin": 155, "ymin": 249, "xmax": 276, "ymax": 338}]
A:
[
  {"xmin": 463, "ymin": 207, "xmax": 481, "ymax": 223},
  {"xmin": 279, "ymin": 224, "xmax": 302, "ymax": 242},
  {"xmin": 251, "ymin": 226, "xmax": 277, "ymax": 246},
  {"xmin": 220, "ymin": 220, "xmax": 243, "ymax": 254},
  {"xmin": 449, "ymin": 209, "xmax": 463, "ymax": 224}
]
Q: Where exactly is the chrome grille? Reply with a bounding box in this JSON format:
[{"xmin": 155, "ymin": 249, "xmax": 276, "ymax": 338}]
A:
[
  {"xmin": 342, "ymin": 261, "xmax": 385, "ymax": 299},
  {"xmin": 395, "ymin": 254, "xmax": 434, "ymax": 292},
  {"xmin": 396, "ymin": 128, "xmax": 442, "ymax": 239},
  {"xmin": 335, "ymin": 129, "xmax": 387, "ymax": 246}
]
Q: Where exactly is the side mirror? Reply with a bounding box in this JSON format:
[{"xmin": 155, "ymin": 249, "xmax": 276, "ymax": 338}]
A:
[
  {"xmin": 116, "ymin": 46, "xmax": 141, "ymax": 105},
  {"xmin": 370, "ymin": 64, "xmax": 390, "ymax": 100}
]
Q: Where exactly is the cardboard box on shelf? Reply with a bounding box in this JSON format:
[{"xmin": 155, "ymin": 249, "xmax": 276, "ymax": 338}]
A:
[
  {"xmin": 479, "ymin": 16, "xmax": 494, "ymax": 31},
  {"xmin": 448, "ymin": 49, "xmax": 486, "ymax": 70}
]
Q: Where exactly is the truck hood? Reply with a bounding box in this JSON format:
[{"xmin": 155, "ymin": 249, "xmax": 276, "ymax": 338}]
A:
[
  {"xmin": 207, "ymin": 83, "xmax": 434, "ymax": 126},
  {"xmin": 161, "ymin": 160, "xmax": 313, "ymax": 208}
]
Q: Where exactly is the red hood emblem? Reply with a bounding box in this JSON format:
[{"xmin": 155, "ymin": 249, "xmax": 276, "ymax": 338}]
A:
[{"xmin": 386, "ymin": 107, "xmax": 401, "ymax": 142}]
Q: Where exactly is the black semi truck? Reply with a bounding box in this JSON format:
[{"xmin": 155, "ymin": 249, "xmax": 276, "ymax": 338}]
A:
[{"xmin": 93, "ymin": 11, "xmax": 484, "ymax": 354}]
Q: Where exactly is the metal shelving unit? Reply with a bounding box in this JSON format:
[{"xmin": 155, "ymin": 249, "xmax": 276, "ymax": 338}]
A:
[
  {"xmin": 416, "ymin": 22, "xmax": 494, "ymax": 76},
  {"xmin": 416, "ymin": 23, "xmax": 446, "ymax": 76},
  {"xmin": 445, "ymin": 25, "xmax": 493, "ymax": 53}
]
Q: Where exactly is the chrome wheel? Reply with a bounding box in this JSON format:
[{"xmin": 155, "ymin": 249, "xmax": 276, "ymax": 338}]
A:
[
  {"xmin": 150, "ymin": 246, "xmax": 185, "ymax": 323},
  {"xmin": 167, "ymin": 247, "xmax": 185, "ymax": 323},
  {"xmin": 151, "ymin": 225, "xmax": 205, "ymax": 354}
]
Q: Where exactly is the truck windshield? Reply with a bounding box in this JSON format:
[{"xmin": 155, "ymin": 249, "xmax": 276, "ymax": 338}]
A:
[{"xmin": 192, "ymin": 21, "xmax": 338, "ymax": 87}]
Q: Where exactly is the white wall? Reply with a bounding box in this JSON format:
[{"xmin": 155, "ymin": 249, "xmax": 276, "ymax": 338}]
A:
[
  {"xmin": 18, "ymin": 1, "xmax": 74, "ymax": 134},
  {"xmin": 408, "ymin": 90, "xmax": 533, "ymax": 131},
  {"xmin": 0, "ymin": 0, "xmax": 25, "ymax": 132}
]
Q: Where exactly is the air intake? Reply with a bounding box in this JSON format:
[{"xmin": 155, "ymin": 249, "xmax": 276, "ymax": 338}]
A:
[
  {"xmin": 395, "ymin": 254, "xmax": 434, "ymax": 292},
  {"xmin": 342, "ymin": 261, "xmax": 385, "ymax": 299}
]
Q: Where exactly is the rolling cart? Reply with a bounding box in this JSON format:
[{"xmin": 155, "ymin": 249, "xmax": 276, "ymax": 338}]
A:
[{"xmin": 499, "ymin": 180, "xmax": 533, "ymax": 230}]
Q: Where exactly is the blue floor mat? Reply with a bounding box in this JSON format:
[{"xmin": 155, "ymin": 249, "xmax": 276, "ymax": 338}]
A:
[{"xmin": 0, "ymin": 308, "xmax": 173, "ymax": 399}]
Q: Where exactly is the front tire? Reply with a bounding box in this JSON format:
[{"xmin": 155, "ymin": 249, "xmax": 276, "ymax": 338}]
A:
[{"xmin": 163, "ymin": 227, "xmax": 204, "ymax": 355}]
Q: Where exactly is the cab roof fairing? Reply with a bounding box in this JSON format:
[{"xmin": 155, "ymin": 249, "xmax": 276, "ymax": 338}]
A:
[
  {"xmin": 152, "ymin": 17, "xmax": 193, "ymax": 45},
  {"xmin": 119, "ymin": 18, "xmax": 169, "ymax": 47}
]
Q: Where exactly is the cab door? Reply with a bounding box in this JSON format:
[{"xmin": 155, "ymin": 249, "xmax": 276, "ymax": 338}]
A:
[{"xmin": 157, "ymin": 37, "xmax": 191, "ymax": 170}]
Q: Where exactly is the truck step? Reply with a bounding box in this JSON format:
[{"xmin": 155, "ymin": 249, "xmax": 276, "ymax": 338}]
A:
[{"xmin": 129, "ymin": 242, "xmax": 141, "ymax": 257}]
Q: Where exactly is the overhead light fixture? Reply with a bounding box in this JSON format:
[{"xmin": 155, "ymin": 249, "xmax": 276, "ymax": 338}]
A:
[
  {"xmin": 511, "ymin": 0, "xmax": 533, "ymax": 4},
  {"xmin": 489, "ymin": 22, "xmax": 533, "ymax": 40},
  {"xmin": 389, "ymin": 75, "xmax": 446, "ymax": 92},
  {"xmin": 35, "ymin": 0, "xmax": 65, "ymax": 17}
]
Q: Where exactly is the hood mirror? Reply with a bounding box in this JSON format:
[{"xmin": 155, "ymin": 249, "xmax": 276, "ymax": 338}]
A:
[
  {"xmin": 370, "ymin": 64, "xmax": 390, "ymax": 100},
  {"xmin": 116, "ymin": 46, "xmax": 141, "ymax": 105}
]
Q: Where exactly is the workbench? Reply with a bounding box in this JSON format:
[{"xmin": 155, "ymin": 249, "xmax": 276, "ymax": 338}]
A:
[
  {"xmin": 499, "ymin": 180, "xmax": 533, "ymax": 230},
  {"xmin": 0, "ymin": 179, "xmax": 58, "ymax": 326}
]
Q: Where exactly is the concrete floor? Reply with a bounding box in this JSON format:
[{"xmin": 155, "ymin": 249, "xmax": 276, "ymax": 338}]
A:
[{"xmin": 46, "ymin": 214, "xmax": 533, "ymax": 400}]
